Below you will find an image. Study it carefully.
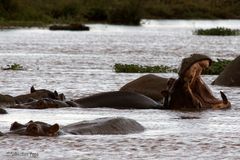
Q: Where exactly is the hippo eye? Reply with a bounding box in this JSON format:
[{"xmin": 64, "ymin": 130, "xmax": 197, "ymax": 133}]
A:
[{"xmin": 26, "ymin": 124, "xmax": 39, "ymax": 135}]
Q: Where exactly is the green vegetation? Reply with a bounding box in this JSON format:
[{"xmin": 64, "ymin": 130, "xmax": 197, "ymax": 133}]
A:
[
  {"xmin": 114, "ymin": 63, "xmax": 177, "ymax": 73},
  {"xmin": 203, "ymin": 59, "xmax": 231, "ymax": 75},
  {"xmin": 0, "ymin": 0, "xmax": 240, "ymax": 27},
  {"xmin": 194, "ymin": 27, "xmax": 240, "ymax": 36},
  {"xmin": 114, "ymin": 59, "xmax": 231, "ymax": 75},
  {"xmin": 1, "ymin": 63, "xmax": 25, "ymax": 71}
]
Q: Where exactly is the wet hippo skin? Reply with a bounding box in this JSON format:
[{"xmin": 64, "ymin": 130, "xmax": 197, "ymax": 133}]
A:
[
  {"xmin": 0, "ymin": 108, "xmax": 7, "ymax": 114},
  {"xmin": 6, "ymin": 117, "xmax": 145, "ymax": 136},
  {"xmin": 212, "ymin": 56, "xmax": 240, "ymax": 87},
  {"xmin": 120, "ymin": 74, "xmax": 174, "ymax": 102},
  {"xmin": 14, "ymin": 86, "xmax": 65, "ymax": 104},
  {"xmin": 0, "ymin": 94, "xmax": 15, "ymax": 106},
  {"xmin": 164, "ymin": 54, "xmax": 231, "ymax": 111},
  {"xmin": 74, "ymin": 91, "xmax": 162, "ymax": 109},
  {"xmin": 61, "ymin": 117, "xmax": 144, "ymax": 135},
  {"xmin": 9, "ymin": 98, "xmax": 73, "ymax": 109},
  {"xmin": 9, "ymin": 91, "xmax": 162, "ymax": 109}
]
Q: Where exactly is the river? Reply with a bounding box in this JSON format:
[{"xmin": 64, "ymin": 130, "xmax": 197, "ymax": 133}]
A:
[{"xmin": 0, "ymin": 20, "xmax": 239, "ymax": 159}]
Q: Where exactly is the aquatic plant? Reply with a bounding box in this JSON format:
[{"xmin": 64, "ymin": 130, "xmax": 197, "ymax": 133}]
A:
[
  {"xmin": 114, "ymin": 59, "xmax": 231, "ymax": 75},
  {"xmin": 203, "ymin": 59, "xmax": 231, "ymax": 75},
  {"xmin": 194, "ymin": 27, "xmax": 240, "ymax": 36},
  {"xmin": 114, "ymin": 63, "xmax": 177, "ymax": 73},
  {"xmin": 1, "ymin": 63, "xmax": 25, "ymax": 71}
]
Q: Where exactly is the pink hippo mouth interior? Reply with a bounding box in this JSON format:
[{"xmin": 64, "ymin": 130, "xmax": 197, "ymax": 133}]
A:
[{"xmin": 181, "ymin": 59, "xmax": 230, "ymax": 109}]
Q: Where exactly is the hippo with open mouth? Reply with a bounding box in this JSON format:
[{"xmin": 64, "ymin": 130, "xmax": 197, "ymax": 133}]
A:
[
  {"xmin": 163, "ymin": 54, "xmax": 231, "ymax": 110},
  {"xmin": 6, "ymin": 117, "xmax": 144, "ymax": 136}
]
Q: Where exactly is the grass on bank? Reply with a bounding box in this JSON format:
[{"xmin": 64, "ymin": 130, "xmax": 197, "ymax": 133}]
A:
[
  {"xmin": 1, "ymin": 0, "xmax": 240, "ymax": 27},
  {"xmin": 203, "ymin": 59, "xmax": 231, "ymax": 75},
  {"xmin": 114, "ymin": 59, "xmax": 231, "ymax": 75},
  {"xmin": 194, "ymin": 27, "xmax": 240, "ymax": 36}
]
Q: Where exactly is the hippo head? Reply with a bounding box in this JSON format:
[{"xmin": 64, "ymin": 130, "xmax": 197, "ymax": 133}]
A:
[
  {"xmin": 164, "ymin": 54, "xmax": 231, "ymax": 110},
  {"xmin": 9, "ymin": 121, "xmax": 60, "ymax": 136},
  {"xmin": 12, "ymin": 98, "xmax": 65, "ymax": 109},
  {"xmin": 30, "ymin": 86, "xmax": 65, "ymax": 101}
]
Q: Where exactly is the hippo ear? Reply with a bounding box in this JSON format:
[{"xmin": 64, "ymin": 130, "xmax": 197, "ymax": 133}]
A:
[
  {"xmin": 31, "ymin": 86, "xmax": 36, "ymax": 93},
  {"xmin": 28, "ymin": 120, "xmax": 34, "ymax": 123},
  {"xmin": 49, "ymin": 124, "xmax": 60, "ymax": 135},
  {"xmin": 59, "ymin": 93, "xmax": 65, "ymax": 101},
  {"xmin": 10, "ymin": 121, "xmax": 25, "ymax": 131},
  {"xmin": 54, "ymin": 91, "xmax": 59, "ymax": 97}
]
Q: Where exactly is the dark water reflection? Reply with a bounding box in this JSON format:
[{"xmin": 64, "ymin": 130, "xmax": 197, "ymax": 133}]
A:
[{"xmin": 0, "ymin": 20, "xmax": 240, "ymax": 159}]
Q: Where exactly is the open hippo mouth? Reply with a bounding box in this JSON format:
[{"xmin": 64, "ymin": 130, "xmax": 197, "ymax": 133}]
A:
[{"xmin": 167, "ymin": 54, "xmax": 231, "ymax": 110}]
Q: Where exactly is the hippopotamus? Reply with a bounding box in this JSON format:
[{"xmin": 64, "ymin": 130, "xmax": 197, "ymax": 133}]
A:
[
  {"xmin": 0, "ymin": 94, "xmax": 15, "ymax": 106},
  {"xmin": 14, "ymin": 86, "xmax": 65, "ymax": 104},
  {"xmin": 0, "ymin": 108, "xmax": 7, "ymax": 114},
  {"xmin": 212, "ymin": 56, "xmax": 240, "ymax": 86},
  {"xmin": 73, "ymin": 91, "xmax": 162, "ymax": 109},
  {"xmin": 9, "ymin": 98, "xmax": 74, "ymax": 109},
  {"xmin": 6, "ymin": 117, "xmax": 144, "ymax": 136},
  {"xmin": 163, "ymin": 54, "xmax": 231, "ymax": 111},
  {"xmin": 10, "ymin": 91, "xmax": 162, "ymax": 109},
  {"xmin": 120, "ymin": 74, "xmax": 175, "ymax": 102}
]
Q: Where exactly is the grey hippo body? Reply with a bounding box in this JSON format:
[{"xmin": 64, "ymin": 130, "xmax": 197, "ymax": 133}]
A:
[
  {"xmin": 0, "ymin": 94, "xmax": 15, "ymax": 106},
  {"xmin": 212, "ymin": 56, "xmax": 240, "ymax": 86},
  {"xmin": 0, "ymin": 86, "xmax": 65, "ymax": 107},
  {"xmin": 6, "ymin": 117, "xmax": 144, "ymax": 136},
  {"xmin": 0, "ymin": 108, "xmax": 7, "ymax": 114},
  {"xmin": 74, "ymin": 91, "xmax": 162, "ymax": 109},
  {"xmin": 9, "ymin": 98, "xmax": 73, "ymax": 109},
  {"xmin": 61, "ymin": 117, "xmax": 144, "ymax": 135},
  {"xmin": 14, "ymin": 86, "xmax": 65, "ymax": 104},
  {"xmin": 120, "ymin": 74, "xmax": 173, "ymax": 102},
  {"xmin": 9, "ymin": 91, "xmax": 162, "ymax": 109}
]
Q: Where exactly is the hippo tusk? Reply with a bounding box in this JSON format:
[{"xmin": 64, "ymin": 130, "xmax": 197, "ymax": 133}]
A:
[{"xmin": 220, "ymin": 91, "xmax": 228, "ymax": 104}]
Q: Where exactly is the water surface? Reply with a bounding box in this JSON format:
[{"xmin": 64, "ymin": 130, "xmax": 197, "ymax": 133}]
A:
[{"xmin": 0, "ymin": 20, "xmax": 239, "ymax": 159}]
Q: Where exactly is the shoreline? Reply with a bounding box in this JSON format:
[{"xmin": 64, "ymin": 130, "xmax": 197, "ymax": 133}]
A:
[{"xmin": 1, "ymin": 19, "xmax": 240, "ymax": 29}]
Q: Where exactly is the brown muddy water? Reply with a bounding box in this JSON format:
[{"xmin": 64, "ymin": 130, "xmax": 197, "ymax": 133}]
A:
[{"xmin": 0, "ymin": 20, "xmax": 240, "ymax": 160}]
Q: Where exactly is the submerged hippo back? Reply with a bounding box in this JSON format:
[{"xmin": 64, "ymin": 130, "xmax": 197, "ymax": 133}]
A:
[
  {"xmin": 62, "ymin": 117, "xmax": 144, "ymax": 135},
  {"xmin": 212, "ymin": 56, "xmax": 240, "ymax": 86},
  {"xmin": 120, "ymin": 74, "xmax": 169, "ymax": 102},
  {"xmin": 0, "ymin": 94, "xmax": 15, "ymax": 106},
  {"xmin": 0, "ymin": 108, "xmax": 7, "ymax": 114},
  {"xmin": 74, "ymin": 91, "xmax": 161, "ymax": 109}
]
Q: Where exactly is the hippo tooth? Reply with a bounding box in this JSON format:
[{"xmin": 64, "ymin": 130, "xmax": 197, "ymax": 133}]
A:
[{"xmin": 220, "ymin": 91, "xmax": 228, "ymax": 104}]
